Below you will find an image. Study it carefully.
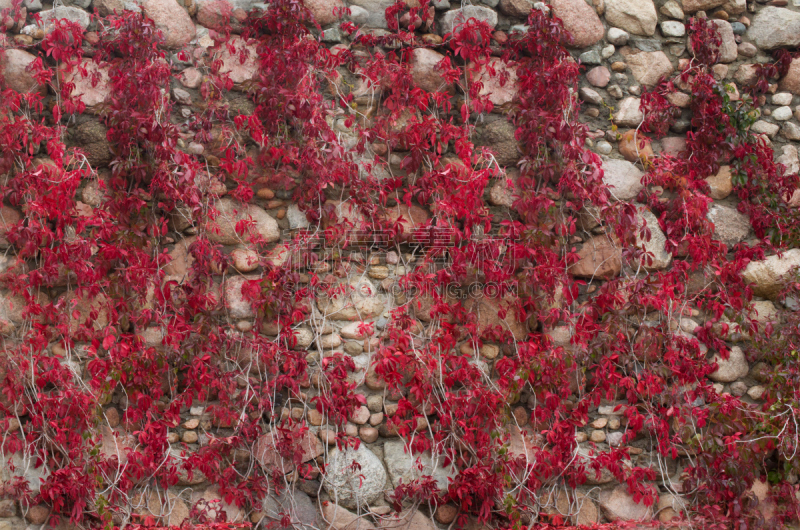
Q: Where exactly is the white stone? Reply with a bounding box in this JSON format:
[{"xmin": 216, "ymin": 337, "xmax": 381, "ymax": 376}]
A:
[
  {"xmin": 606, "ymin": 27, "xmax": 629, "ymax": 46},
  {"xmin": 323, "ymin": 445, "xmax": 387, "ymax": 508},
  {"xmin": 660, "ymin": 21, "xmax": 685, "ymax": 37},
  {"xmin": 601, "ymin": 157, "xmax": 644, "ymax": 201},
  {"xmin": 773, "ymin": 93, "xmax": 793, "ymax": 106},
  {"xmin": 773, "ymin": 106, "xmax": 793, "ymax": 121},
  {"xmin": 709, "ymin": 346, "xmax": 749, "ymax": 383}
]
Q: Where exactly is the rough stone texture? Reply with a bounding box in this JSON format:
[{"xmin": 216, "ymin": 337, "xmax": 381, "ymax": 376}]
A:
[
  {"xmin": 321, "ymin": 503, "xmax": 375, "ymax": 530},
  {"xmin": 60, "ymin": 59, "xmax": 111, "ymax": 110},
  {"xmin": 747, "ymin": 7, "xmax": 800, "ymax": 51},
  {"xmin": 68, "ymin": 121, "xmax": 112, "ymax": 167},
  {"xmin": 410, "ymin": 48, "xmax": 450, "ymax": 93},
  {"xmin": 602, "ymin": 157, "xmax": 644, "ymax": 201},
  {"xmin": 623, "ymin": 50, "xmax": 673, "ymax": 87},
  {"xmin": 742, "ymin": 249, "xmax": 800, "ymax": 299},
  {"xmin": 599, "ymin": 485, "xmax": 654, "ymax": 521},
  {"xmin": 709, "ymin": 346, "xmax": 749, "ymax": 383},
  {"xmin": 323, "ymin": 445, "xmax": 387, "ymax": 509},
  {"xmin": 317, "ymin": 278, "xmax": 385, "ymax": 321},
  {"xmin": 604, "ymin": 0, "xmax": 657, "ymax": 37},
  {"xmin": 550, "ymin": 0, "xmax": 604, "ymax": 48},
  {"xmin": 223, "ymin": 275, "xmax": 258, "ymax": 319},
  {"xmin": 710, "ymin": 20, "xmax": 737, "ymax": 64},
  {"xmin": 1, "ymin": 49, "xmax": 45, "ymax": 94},
  {"xmin": 473, "ymin": 58, "xmax": 518, "ymax": 108},
  {"xmin": 498, "ymin": 0, "xmax": 532, "ymax": 18},
  {"xmin": 215, "ymin": 35, "xmax": 259, "ymax": 85},
  {"xmin": 705, "ymin": 166, "xmax": 733, "ymax": 200},
  {"xmin": 305, "ymin": 0, "xmax": 344, "ymax": 26},
  {"xmin": 779, "ymin": 58, "xmax": 800, "ymax": 96},
  {"xmin": 707, "ymin": 204, "xmax": 750, "ymax": 247},
  {"xmin": 261, "ymin": 491, "xmax": 319, "ymax": 530},
  {"xmin": 141, "ymin": 0, "xmax": 195, "ymax": 48},
  {"xmin": 681, "ymin": 0, "xmax": 725, "ymax": 13},
  {"xmin": 441, "ymin": 6, "xmax": 497, "ymax": 33},
  {"xmin": 38, "ymin": 6, "xmax": 90, "ymax": 30},
  {"xmin": 636, "ymin": 208, "xmax": 672, "ymax": 271},
  {"xmin": 255, "ymin": 428, "xmax": 323, "ymax": 471},
  {"xmin": 206, "ymin": 197, "xmax": 280, "ymax": 245},
  {"xmin": 474, "ymin": 118, "xmax": 519, "ymax": 166},
  {"xmin": 614, "ymin": 97, "xmax": 643, "ymax": 127},
  {"xmin": 571, "ymin": 236, "xmax": 622, "ymax": 279},
  {"xmin": 384, "ymin": 440, "xmax": 456, "ymax": 493},
  {"xmin": 586, "ymin": 66, "xmax": 610, "ymax": 87}
]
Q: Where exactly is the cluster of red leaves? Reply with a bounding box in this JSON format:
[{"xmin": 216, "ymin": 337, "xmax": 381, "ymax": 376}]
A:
[{"xmin": 0, "ymin": 2, "xmax": 799, "ymax": 530}]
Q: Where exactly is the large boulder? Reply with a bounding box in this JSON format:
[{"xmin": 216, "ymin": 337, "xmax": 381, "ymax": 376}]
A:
[
  {"xmin": 747, "ymin": 7, "xmax": 800, "ymax": 51},
  {"xmin": 598, "ymin": 485, "xmax": 654, "ymax": 522},
  {"xmin": 707, "ymin": 204, "xmax": 750, "ymax": 247},
  {"xmin": 305, "ymin": 0, "xmax": 344, "ymax": 26},
  {"xmin": 255, "ymin": 428, "xmax": 323, "ymax": 472},
  {"xmin": 636, "ymin": 208, "xmax": 672, "ymax": 271},
  {"xmin": 317, "ymin": 277, "xmax": 385, "ymax": 321},
  {"xmin": 214, "ymin": 35, "xmax": 259, "ymax": 86},
  {"xmin": 682, "ymin": 0, "xmax": 725, "ymax": 12},
  {"xmin": 472, "ymin": 58, "xmax": 518, "ymax": 109},
  {"xmin": 779, "ymin": 58, "xmax": 800, "ymax": 96},
  {"xmin": 321, "ymin": 503, "xmax": 375, "ymax": 530},
  {"xmin": 60, "ymin": 59, "xmax": 111, "ymax": 111},
  {"xmin": 604, "ymin": 0, "xmax": 657, "ymax": 37},
  {"xmin": 1, "ymin": 49, "xmax": 46, "ymax": 95},
  {"xmin": 602, "ymin": 157, "xmax": 644, "ymax": 201},
  {"xmin": 570, "ymin": 236, "xmax": 622, "ymax": 279},
  {"xmin": 741, "ymin": 249, "xmax": 800, "ymax": 299},
  {"xmin": 206, "ymin": 197, "xmax": 280, "ymax": 245},
  {"xmin": 68, "ymin": 121, "xmax": 112, "ymax": 167},
  {"xmin": 622, "ymin": 50, "xmax": 673, "ymax": 87},
  {"xmin": 38, "ymin": 6, "xmax": 90, "ymax": 30},
  {"xmin": 141, "ymin": 0, "xmax": 196, "ymax": 49},
  {"xmin": 709, "ymin": 20, "xmax": 737, "ymax": 64},
  {"xmin": 441, "ymin": 6, "xmax": 497, "ymax": 34},
  {"xmin": 323, "ymin": 444, "xmax": 387, "ymax": 509},
  {"xmin": 550, "ymin": 0, "xmax": 604, "ymax": 49},
  {"xmin": 410, "ymin": 48, "xmax": 450, "ymax": 93},
  {"xmin": 383, "ymin": 440, "xmax": 457, "ymax": 494}
]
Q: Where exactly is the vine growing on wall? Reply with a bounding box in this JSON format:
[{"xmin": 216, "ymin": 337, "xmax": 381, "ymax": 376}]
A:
[{"xmin": 0, "ymin": 2, "xmax": 799, "ymax": 530}]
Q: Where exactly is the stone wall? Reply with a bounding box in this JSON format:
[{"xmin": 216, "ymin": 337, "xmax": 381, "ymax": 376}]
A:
[{"xmin": 1, "ymin": 0, "xmax": 800, "ymax": 528}]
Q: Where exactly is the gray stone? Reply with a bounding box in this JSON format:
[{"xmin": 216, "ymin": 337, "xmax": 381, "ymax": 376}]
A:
[
  {"xmin": 601, "ymin": 157, "xmax": 644, "ymax": 201},
  {"xmin": 261, "ymin": 491, "xmax": 319, "ymax": 530},
  {"xmin": 660, "ymin": 21, "xmax": 685, "ymax": 37},
  {"xmin": 783, "ymin": 122, "xmax": 800, "ymax": 141},
  {"xmin": 384, "ymin": 440, "xmax": 457, "ymax": 494},
  {"xmin": 347, "ymin": 0, "xmax": 394, "ymax": 28},
  {"xmin": 348, "ymin": 5, "xmax": 369, "ymax": 23},
  {"xmin": 63, "ymin": 0, "xmax": 92, "ymax": 9},
  {"xmin": 22, "ymin": 0, "xmax": 42, "ymax": 10},
  {"xmin": 38, "ymin": 6, "xmax": 90, "ymax": 30},
  {"xmin": 709, "ymin": 346, "xmax": 749, "ymax": 383},
  {"xmin": 597, "ymin": 141, "xmax": 612, "ymax": 155},
  {"xmin": 323, "ymin": 444, "xmax": 387, "ymax": 509},
  {"xmin": 707, "ymin": 204, "xmax": 750, "ymax": 247},
  {"xmin": 636, "ymin": 208, "xmax": 672, "ymax": 270},
  {"xmin": 747, "ymin": 7, "xmax": 800, "ymax": 50},
  {"xmin": 579, "ymin": 50, "xmax": 602, "ymax": 65},
  {"xmin": 604, "ymin": 0, "xmax": 657, "ymax": 37},
  {"xmin": 441, "ymin": 6, "xmax": 497, "ymax": 33},
  {"xmin": 630, "ymin": 37, "xmax": 662, "ymax": 52},
  {"xmin": 730, "ymin": 22, "xmax": 746, "ymax": 35}
]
